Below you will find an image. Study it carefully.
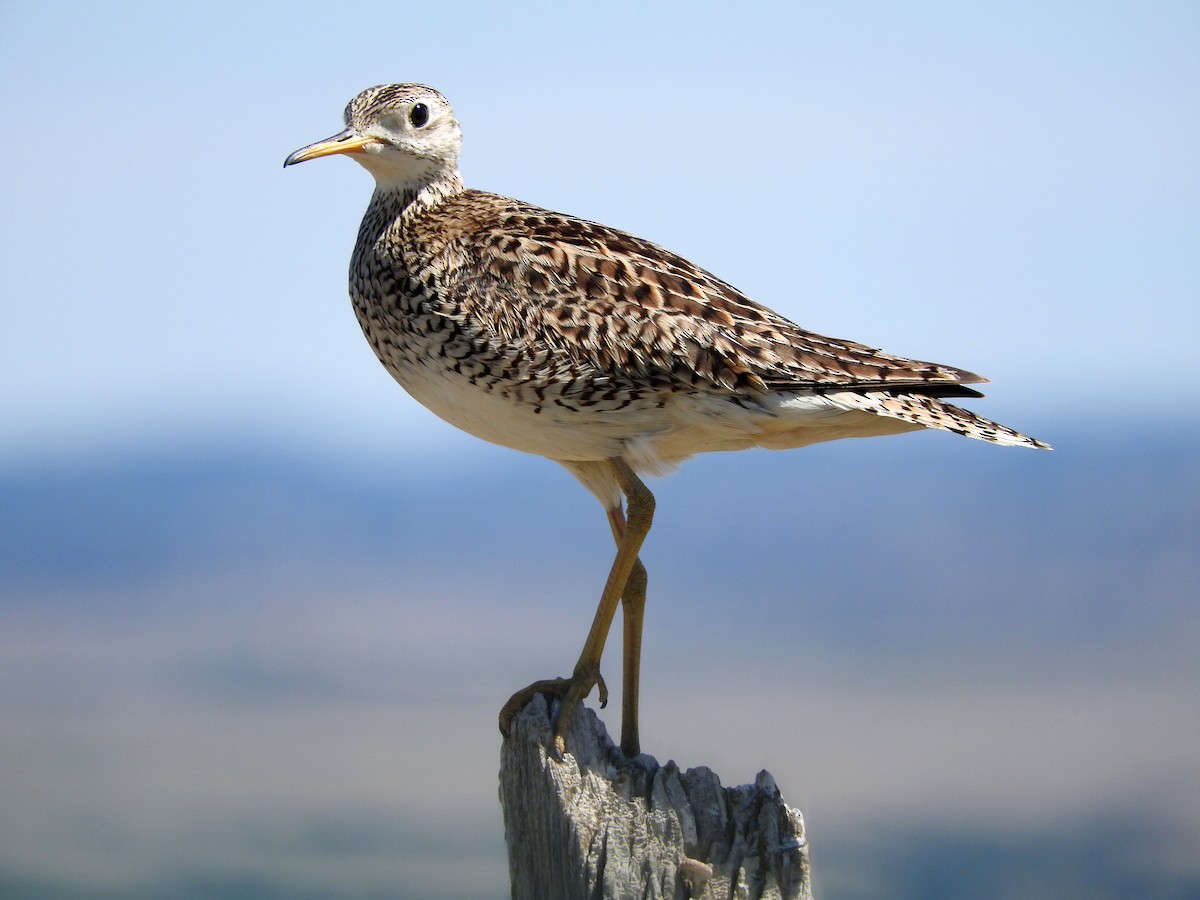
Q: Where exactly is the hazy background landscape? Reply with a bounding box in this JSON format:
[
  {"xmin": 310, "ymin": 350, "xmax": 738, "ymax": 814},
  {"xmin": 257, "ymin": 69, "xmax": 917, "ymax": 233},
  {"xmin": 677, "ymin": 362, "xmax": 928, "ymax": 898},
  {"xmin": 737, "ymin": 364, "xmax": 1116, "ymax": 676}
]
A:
[{"xmin": 2, "ymin": 2, "xmax": 1197, "ymax": 897}]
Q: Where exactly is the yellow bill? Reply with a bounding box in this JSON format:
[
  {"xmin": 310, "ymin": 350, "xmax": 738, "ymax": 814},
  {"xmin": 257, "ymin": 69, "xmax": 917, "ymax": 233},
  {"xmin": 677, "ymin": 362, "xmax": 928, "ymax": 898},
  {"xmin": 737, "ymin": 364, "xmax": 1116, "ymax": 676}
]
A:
[{"xmin": 283, "ymin": 129, "xmax": 373, "ymax": 167}]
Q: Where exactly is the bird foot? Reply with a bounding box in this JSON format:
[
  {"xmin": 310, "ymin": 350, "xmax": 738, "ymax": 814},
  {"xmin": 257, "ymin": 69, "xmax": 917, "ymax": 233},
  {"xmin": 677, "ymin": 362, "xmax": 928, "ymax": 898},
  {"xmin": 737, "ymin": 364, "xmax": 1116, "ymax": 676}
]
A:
[{"xmin": 499, "ymin": 668, "xmax": 608, "ymax": 756}]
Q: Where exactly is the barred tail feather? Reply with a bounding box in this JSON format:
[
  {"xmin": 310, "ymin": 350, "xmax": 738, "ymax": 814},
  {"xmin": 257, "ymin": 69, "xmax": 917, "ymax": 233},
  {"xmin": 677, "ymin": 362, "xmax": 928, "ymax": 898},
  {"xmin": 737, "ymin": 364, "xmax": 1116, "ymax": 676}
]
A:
[{"xmin": 835, "ymin": 391, "xmax": 1051, "ymax": 450}]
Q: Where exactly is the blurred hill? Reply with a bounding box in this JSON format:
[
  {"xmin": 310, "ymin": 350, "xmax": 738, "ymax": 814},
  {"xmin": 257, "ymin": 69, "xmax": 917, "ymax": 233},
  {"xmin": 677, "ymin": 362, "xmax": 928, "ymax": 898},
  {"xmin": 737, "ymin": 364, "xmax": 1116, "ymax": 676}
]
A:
[{"xmin": 4, "ymin": 422, "xmax": 1196, "ymax": 651}]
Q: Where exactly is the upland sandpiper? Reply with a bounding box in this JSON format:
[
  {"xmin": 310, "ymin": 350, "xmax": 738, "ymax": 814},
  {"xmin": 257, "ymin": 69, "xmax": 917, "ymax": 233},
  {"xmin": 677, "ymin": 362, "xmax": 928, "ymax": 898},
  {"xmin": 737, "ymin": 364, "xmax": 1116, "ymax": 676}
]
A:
[{"xmin": 285, "ymin": 84, "xmax": 1048, "ymax": 757}]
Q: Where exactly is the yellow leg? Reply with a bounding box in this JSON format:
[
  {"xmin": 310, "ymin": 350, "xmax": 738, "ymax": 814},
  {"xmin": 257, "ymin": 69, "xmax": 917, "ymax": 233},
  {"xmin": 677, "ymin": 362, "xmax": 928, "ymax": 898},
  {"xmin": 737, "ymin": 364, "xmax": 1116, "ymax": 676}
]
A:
[
  {"xmin": 608, "ymin": 506, "xmax": 647, "ymax": 758},
  {"xmin": 499, "ymin": 458, "xmax": 655, "ymax": 756}
]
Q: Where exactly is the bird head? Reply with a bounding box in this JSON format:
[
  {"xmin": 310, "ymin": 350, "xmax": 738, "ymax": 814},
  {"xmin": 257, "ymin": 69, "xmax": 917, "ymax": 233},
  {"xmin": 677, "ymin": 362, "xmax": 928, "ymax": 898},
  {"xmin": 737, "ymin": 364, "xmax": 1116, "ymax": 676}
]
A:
[{"xmin": 284, "ymin": 84, "xmax": 462, "ymax": 193}]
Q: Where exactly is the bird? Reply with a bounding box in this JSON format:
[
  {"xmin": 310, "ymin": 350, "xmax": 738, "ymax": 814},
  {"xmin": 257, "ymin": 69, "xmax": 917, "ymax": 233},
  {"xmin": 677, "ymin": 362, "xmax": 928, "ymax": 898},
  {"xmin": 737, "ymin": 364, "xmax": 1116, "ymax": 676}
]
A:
[{"xmin": 284, "ymin": 83, "xmax": 1049, "ymax": 758}]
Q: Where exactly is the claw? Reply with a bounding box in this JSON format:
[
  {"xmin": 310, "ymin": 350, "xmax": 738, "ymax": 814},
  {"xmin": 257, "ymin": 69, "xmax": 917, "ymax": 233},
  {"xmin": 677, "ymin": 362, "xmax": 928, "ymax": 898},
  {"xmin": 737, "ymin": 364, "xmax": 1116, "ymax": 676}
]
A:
[
  {"xmin": 499, "ymin": 667, "xmax": 605, "ymax": 755},
  {"xmin": 498, "ymin": 677, "xmax": 573, "ymax": 736}
]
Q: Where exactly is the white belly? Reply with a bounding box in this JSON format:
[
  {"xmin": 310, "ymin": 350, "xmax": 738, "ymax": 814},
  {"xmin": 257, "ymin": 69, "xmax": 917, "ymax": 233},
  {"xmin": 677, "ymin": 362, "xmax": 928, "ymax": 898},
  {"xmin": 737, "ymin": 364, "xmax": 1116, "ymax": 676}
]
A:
[{"xmin": 382, "ymin": 346, "xmax": 917, "ymax": 474}]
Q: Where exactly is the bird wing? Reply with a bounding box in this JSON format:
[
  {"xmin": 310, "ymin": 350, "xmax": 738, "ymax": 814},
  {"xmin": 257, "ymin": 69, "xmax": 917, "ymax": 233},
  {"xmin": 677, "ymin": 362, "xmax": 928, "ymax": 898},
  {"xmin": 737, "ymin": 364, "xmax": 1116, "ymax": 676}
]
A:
[{"xmin": 427, "ymin": 192, "xmax": 987, "ymax": 398}]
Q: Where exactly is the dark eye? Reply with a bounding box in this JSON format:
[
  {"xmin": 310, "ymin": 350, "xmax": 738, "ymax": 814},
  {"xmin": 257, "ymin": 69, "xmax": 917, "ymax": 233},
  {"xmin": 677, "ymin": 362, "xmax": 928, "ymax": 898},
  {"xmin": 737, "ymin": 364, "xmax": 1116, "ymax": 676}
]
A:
[{"xmin": 409, "ymin": 103, "xmax": 429, "ymax": 127}]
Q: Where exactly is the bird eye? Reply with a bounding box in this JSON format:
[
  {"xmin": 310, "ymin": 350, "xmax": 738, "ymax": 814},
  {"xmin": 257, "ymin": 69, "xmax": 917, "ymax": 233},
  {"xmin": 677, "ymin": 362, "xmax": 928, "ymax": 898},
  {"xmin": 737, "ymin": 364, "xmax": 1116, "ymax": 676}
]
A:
[{"xmin": 409, "ymin": 103, "xmax": 430, "ymax": 128}]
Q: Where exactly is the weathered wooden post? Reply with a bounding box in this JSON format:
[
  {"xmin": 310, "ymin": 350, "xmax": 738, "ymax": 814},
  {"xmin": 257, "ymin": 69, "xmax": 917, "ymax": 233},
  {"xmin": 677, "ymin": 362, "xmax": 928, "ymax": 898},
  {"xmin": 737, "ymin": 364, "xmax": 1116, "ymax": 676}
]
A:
[{"xmin": 500, "ymin": 695, "xmax": 813, "ymax": 899}]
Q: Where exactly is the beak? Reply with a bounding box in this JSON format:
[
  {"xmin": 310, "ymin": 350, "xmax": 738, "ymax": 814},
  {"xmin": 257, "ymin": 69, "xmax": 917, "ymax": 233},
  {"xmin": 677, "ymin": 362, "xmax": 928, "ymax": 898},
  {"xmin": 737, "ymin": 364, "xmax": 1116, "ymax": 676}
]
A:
[{"xmin": 283, "ymin": 128, "xmax": 374, "ymax": 167}]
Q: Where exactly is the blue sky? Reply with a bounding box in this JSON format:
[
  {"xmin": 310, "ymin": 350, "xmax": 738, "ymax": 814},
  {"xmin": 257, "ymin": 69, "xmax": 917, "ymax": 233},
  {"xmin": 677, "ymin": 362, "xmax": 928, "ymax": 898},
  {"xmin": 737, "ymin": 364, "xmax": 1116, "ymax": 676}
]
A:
[{"xmin": 2, "ymin": 1, "xmax": 1197, "ymax": 467}]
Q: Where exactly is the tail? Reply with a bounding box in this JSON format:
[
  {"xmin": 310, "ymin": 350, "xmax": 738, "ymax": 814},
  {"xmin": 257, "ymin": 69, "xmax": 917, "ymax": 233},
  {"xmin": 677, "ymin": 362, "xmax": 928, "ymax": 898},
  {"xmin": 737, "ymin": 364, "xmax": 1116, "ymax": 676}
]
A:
[{"xmin": 837, "ymin": 391, "xmax": 1051, "ymax": 449}]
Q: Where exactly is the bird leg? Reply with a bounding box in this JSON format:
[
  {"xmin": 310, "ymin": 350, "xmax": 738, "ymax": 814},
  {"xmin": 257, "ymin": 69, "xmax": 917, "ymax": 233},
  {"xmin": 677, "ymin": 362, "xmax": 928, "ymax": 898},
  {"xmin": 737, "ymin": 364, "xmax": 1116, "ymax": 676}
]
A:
[
  {"xmin": 499, "ymin": 458, "xmax": 655, "ymax": 756},
  {"xmin": 608, "ymin": 506, "xmax": 648, "ymax": 759}
]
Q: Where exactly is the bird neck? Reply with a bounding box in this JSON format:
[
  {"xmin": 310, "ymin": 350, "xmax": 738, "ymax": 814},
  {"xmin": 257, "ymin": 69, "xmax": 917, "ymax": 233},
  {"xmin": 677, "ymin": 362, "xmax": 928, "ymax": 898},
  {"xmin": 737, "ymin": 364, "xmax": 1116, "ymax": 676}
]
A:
[{"xmin": 371, "ymin": 171, "xmax": 465, "ymax": 216}]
